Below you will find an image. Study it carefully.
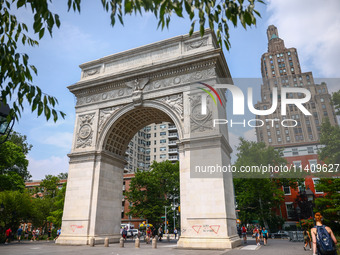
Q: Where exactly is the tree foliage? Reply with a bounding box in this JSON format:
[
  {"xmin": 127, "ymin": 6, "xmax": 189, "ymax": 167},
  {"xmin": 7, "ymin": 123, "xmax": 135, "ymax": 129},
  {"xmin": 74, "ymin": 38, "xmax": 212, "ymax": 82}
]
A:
[
  {"xmin": 0, "ymin": 0, "xmax": 263, "ymax": 121},
  {"xmin": 0, "ymin": 130, "xmax": 31, "ymax": 180},
  {"xmin": 319, "ymin": 117, "xmax": 340, "ymax": 165},
  {"xmin": 124, "ymin": 160, "xmax": 179, "ymax": 225},
  {"xmin": 0, "ymin": 190, "xmax": 35, "ymax": 230},
  {"xmin": 0, "ymin": 171, "xmax": 25, "ymax": 191},
  {"xmin": 40, "ymin": 174, "xmax": 60, "ymax": 198},
  {"xmin": 233, "ymin": 138, "xmax": 303, "ymax": 231},
  {"xmin": 47, "ymin": 182, "xmax": 66, "ymax": 228},
  {"xmin": 332, "ymin": 90, "xmax": 340, "ymax": 116}
]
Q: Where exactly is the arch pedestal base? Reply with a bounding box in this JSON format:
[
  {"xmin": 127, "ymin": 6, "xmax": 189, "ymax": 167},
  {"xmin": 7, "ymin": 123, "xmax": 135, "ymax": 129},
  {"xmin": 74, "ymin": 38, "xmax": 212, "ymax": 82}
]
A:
[{"xmin": 177, "ymin": 235, "xmax": 241, "ymax": 249}]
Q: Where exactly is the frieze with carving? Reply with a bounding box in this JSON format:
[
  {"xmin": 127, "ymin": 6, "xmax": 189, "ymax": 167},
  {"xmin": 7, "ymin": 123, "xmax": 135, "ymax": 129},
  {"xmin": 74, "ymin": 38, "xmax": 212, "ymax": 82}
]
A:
[
  {"xmin": 75, "ymin": 63, "xmax": 216, "ymax": 107},
  {"xmin": 83, "ymin": 67, "xmax": 101, "ymax": 78},
  {"xmin": 76, "ymin": 113, "xmax": 95, "ymax": 148},
  {"xmin": 156, "ymin": 94, "xmax": 183, "ymax": 120},
  {"xmin": 189, "ymin": 94, "xmax": 213, "ymax": 132},
  {"xmin": 98, "ymin": 106, "xmax": 121, "ymax": 134},
  {"xmin": 185, "ymin": 38, "xmax": 208, "ymax": 51}
]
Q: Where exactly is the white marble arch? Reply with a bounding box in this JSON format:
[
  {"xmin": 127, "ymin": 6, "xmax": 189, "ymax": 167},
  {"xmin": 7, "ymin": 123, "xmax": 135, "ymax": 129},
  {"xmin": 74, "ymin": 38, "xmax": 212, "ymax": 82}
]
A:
[{"xmin": 57, "ymin": 30, "xmax": 241, "ymax": 249}]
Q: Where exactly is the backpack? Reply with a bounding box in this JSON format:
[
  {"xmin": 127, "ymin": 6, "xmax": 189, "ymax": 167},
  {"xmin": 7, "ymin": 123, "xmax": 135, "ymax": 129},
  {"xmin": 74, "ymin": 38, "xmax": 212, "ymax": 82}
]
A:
[{"xmin": 316, "ymin": 225, "xmax": 336, "ymax": 254}]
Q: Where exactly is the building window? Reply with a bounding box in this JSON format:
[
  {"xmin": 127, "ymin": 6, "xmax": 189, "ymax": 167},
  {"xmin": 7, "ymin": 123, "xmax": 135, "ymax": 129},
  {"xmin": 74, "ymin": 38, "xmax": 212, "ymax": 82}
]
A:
[
  {"xmin": 322, "ymin": 104, "xmax": 326, "ymax": 109},
  {"xmin": 320, "ymin": 98, "xmax": 324, "ymax": 102},
  {"xmin": 309, "ymin": 160, "xmax": 317, "ymax": 171},
  {"xmin": 286, "ymin": 136, "xmax": 290, "ymax": 141},
  {"xmin": 278, "ymin": 137, "xmax": 281, "ymax": 142},
  {"xmin": 267, "ymin": 131, "xmax": 271, "ymax": 136},
  {"xmin": 283, "ymin": 186, "xmax": 291, "ymax": 195},
  {"xmin": 294, "ymin": 161, "xmax": 302, "ymax": 169},
  {"xmin": 285, "ymin": 203, "xmax": 295, "ymax": 219},
  {"xmin": 160, "ymin": 124, "xmax": 166, "ymax": 129},
  {"xmin": 268, "ymin": 138, "xmax": 272, "ymax": 143},
  {"xmin": 160, "ymin": 154, "xmax": 166, "ymax": 159},
  {"xmin": 160, "ymin": 131, "xmax": 166, "ymax": 136},
  {"xmin": 154, "ymin": 148, "xmax": 156, "ymax": 152},
  {"xmin": 154, "ymin": 133, "xmax": 157, "ymax": 137},
  {"xmin": 292, "ymin": 148, "xmax": 298, "ymax": 156},
  {"xmin": 160, "ymin": 147, "xmax": 166, "ymax": 151},
  {"xmin": 312, "ymin": 178, "xmax": 323, "ymax": 193},
  {"xmin": 287, "ymin": 52, "xmax": 291, "ymax": 56},
  {"xmin": 154, "ymin": 125, "xmax": 157, "ymax": 130},
  {"xmin": 154, "ymin": 141, "xmax": 157, "ymax": 145},
  {"xmin": 160, "ymin": 139, "xmax": 166, "ymax": 143},
  {"xmin": 276, "ymin": 130, "xmax": 280, "ymax": 135},
  {"xmin": 307, "ymin": 147, "xmax": 314, "ymax": 154}
]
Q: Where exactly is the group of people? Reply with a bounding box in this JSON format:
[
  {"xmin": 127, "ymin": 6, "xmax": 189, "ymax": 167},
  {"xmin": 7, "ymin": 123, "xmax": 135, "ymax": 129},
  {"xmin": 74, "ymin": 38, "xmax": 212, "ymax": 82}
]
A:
[
  {"xmin": 239, "ymin": 225, "xmax": 269, "ymax": 246},
  {"xmin": 146, "ymin": 226, "xmax": 163, "ymax": 242},
  {"xmin": 4, "ymin": 226, "xmax": 61, "ymax": 244},
  {"xmin": 238, "ymin": 212, "xmax": 338, "ymax": 255}
]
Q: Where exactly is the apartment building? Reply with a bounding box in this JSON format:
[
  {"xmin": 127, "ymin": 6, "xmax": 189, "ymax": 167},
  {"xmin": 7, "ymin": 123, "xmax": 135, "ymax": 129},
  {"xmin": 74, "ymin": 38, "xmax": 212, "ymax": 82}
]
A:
[{"xmin": 124, "ymin": 122, "xmax": 179, "ymax": 173}]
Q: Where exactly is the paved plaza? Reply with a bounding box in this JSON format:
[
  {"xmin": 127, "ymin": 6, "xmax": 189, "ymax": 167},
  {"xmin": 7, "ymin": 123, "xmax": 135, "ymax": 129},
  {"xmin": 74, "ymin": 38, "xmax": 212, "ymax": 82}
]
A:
[{"xmin": 0, "ymin": 238, "xmax": 312, "ymax": 255}]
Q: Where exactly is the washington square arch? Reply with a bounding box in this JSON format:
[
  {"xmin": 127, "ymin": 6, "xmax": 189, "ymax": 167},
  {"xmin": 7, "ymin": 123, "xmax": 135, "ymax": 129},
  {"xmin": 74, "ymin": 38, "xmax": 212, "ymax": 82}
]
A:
[{"xmin": 57, "ymin": 30, "xmax": 241, "ymax": 249}]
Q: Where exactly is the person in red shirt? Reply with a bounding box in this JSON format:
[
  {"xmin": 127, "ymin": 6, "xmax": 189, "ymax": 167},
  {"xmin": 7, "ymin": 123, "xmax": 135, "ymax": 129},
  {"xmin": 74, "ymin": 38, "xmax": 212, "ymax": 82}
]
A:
[{"xmin": 5, "ymin": 227, "xmax": 12, "ymax": 244}]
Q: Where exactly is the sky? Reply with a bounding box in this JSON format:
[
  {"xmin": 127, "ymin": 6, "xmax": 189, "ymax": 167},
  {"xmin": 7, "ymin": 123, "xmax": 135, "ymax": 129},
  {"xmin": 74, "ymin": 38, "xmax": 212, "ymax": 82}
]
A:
[{"xmin": 10, "ymin": 0, "xmax": 340, "ymax": 180}]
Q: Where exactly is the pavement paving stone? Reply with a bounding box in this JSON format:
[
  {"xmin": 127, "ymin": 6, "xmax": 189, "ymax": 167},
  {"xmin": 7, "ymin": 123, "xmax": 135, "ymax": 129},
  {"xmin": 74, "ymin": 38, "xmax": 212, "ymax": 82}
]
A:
[{"xmin": 0, "ymin": 238, "xmax": 313, "ymax": 255}]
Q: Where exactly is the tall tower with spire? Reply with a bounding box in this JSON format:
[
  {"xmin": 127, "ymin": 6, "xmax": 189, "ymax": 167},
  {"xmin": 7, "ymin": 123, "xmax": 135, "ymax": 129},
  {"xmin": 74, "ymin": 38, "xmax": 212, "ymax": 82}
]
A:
[
  {"xmin": 255, "ymin": 25, "xmax": 337, "ymax": 148},
  {"xmin": 255, "ymin": 25, "xmax": 338, "ymax": 225}
]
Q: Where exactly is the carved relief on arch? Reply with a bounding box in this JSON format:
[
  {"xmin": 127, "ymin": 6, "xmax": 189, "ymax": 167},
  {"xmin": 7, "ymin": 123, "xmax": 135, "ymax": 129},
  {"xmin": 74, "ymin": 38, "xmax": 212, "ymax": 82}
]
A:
[
  {"xmin": 155, "ymin": 94, "xmax": 183, "ymax": 120},
  {"xmin": 189, "ymin": 94, "xmax": 213, "ymax": 133},
  {"xmin": 98, "ymin": 106, "xmax": 121, "ymax": 134},
  {"xmin": 76, "ymin": 113, "xmax": 95, "ymax": 148}
]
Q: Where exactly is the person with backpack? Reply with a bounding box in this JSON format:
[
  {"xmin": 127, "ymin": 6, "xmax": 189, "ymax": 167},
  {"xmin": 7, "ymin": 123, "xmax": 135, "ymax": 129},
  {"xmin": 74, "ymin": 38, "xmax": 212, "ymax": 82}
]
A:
[{"xmin": 311, "ymin": 212, "xmax": 337, "ymax": 255}]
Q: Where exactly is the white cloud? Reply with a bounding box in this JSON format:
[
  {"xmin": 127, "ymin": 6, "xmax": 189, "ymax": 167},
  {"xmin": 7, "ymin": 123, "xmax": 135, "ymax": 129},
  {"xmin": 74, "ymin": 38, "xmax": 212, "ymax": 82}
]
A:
[
  {"xmin": 28, "ymin": 155, "xmax": 69, "ymax": 180},
  {"xmin": 267, "ymin": 0, "xmax": 340, "ymax": 92},
  {"xmin": 244, "ymin": 128, "xmax": 257, "ymax": 142}
]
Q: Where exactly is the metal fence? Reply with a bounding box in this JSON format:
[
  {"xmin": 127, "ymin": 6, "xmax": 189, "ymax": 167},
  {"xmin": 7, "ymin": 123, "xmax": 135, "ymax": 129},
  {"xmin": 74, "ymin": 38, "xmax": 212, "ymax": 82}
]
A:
[{"xmin": 288, "ymin": 231, "xmax": 304, "ymax": 242}]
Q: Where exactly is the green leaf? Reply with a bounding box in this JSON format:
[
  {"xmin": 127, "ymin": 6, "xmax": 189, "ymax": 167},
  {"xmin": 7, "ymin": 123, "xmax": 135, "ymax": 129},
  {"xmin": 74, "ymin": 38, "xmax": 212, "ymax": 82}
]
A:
[{"xmin": 39, "ymin": 28, "xmax": 45, "ymax": 39}]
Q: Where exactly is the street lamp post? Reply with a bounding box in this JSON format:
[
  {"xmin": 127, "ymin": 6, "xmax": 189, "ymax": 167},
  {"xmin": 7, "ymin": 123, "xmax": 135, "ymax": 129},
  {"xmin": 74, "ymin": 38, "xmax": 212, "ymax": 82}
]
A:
[
  {"xmin": 305, "ymin": 188, "xmax": 314, "ymax": 219},
  {"xmin": 164, "ymin": 205, "xmax": 171, "ymax": 234},
  {"xmin": 296, "ymin": 205, "xmax": 301, "ymax": 230}
]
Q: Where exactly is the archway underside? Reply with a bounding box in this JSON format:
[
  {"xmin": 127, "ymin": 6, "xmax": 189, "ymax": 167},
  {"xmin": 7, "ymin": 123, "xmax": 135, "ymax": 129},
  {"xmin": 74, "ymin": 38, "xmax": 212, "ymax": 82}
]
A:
[{"xmin": 104, "ymin": 107, "xmax": 173, "ymax": 156}]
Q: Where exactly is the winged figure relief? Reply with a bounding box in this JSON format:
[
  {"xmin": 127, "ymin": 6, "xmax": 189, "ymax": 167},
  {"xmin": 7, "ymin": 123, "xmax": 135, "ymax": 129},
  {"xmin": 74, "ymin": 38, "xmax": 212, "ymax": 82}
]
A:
[{"xmin": 125, "ymin": 77, "xmax": 149, "ymax": 92}]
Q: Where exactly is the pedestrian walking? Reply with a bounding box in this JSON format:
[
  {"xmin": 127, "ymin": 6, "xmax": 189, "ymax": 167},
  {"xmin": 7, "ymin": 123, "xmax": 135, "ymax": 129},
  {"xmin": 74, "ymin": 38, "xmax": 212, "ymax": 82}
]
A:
[
  {"xmin": 54, "ymin": 228, "xmax": 61, "ymax": 240},
  {"xmin": 24, "ymin": 228, "xmax": 29, "ymax": 240},
  {"xmin": 122, "ymin": 227, "xmax": 127, "ymax": 241},
  {"xmin": 5, "ymin": 227, "xmax": 12, "ymax": 244},
  {"xmin": 47, "ymin": 227, "xmax": 52, "ymax": 242},
  {"xmin": 241, "ymin": 225, "xmax": 247, "ymax": 243},
  {"xmin": 17, "ymin": 226, "xmax": 23, "ymax": 242},
  {"xmin": 158, "ymin": 227, "xmax": 163, "ymax": 241},
  {"xmin": 311, "ymin": 212, "xmax": 337, "ymax": 255},
  {"xmin": 261, "ymin": 227, "xmax": 268, "ymax": 246},
  {"xmin": 253, "ymin": 226, "xmax": 260, "ymax": 246},
  {"xmin": 303, "ymin": 229, "xmax": 312, "ymax": 251},
  {"xmin": 174, "ymin": 228, "xmax": 178, "ymax": 239},
  {"xmin": 35, "ymin": 228, "xmax": 40, "ymax": 241},
  {"xmin": 31, "ymin": 228, "xmax": 36, "ymax": 241}
]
